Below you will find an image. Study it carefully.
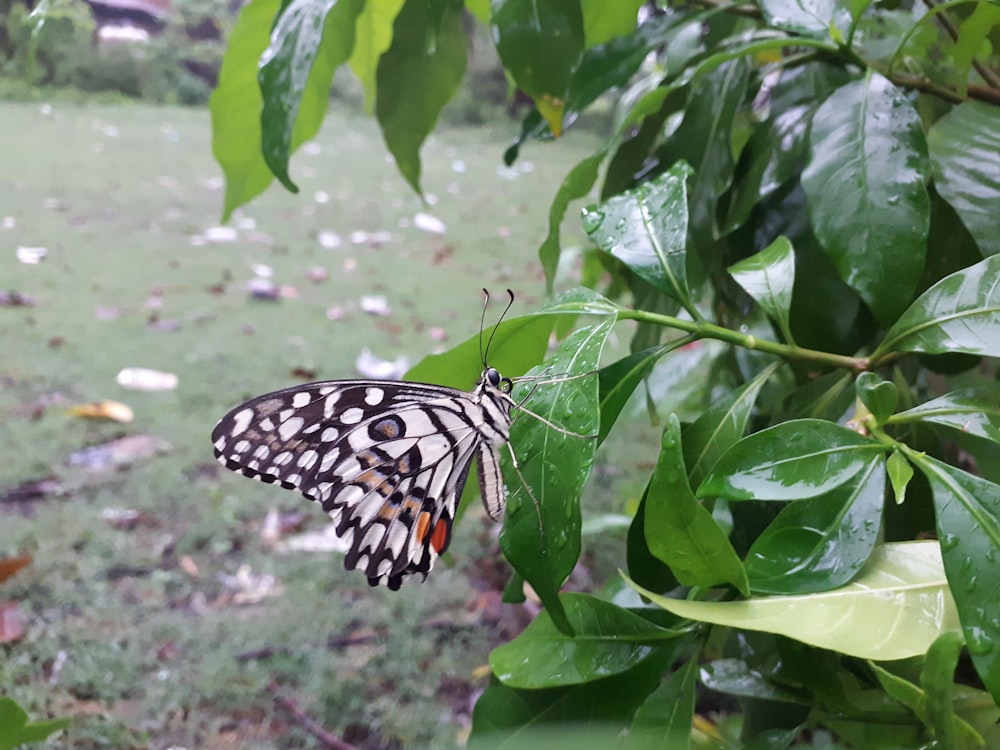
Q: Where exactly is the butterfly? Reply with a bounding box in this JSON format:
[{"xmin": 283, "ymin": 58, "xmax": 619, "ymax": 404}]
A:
[{"xmin": 211, "ymin": 291, "xmax": 536, "ymax": 590}]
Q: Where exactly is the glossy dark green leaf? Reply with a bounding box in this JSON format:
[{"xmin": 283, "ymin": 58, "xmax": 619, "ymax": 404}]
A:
[
  {"xmin": 259, "ymin": 0, "xmax": 363, "ymax": 192},
  {"xmin": 724, "ymin": 63, "xmax": 849, "ymax": 232},
  {"xmin": 348, "ymin": 0, "xmax": 406, "ymax": 111},
  {"xmin": 567, "ymin": 13, "xmax": 674, "ymax": 116},
  {"xmin": 855, "ymin": 372, "xmax": 898, "ymax": 426},
  {"xmin": 700, "ymin": 659, "xmax": 812, "ymax": 704},
  {"xmin": 597, "ymin": 345, "xmax": 670, "ymax": 445},
  {"xmin": 891, "ymin": 386, "xmax": 1000, "ymax": 444},
  {"xmin": 877, "ymin": 254, "xmax": 1000, "ymax": 358},
  {"xmin": 780, "ymin": 370, "xmax": 854, "ymax": 422},
  {"xmin": 470, "ymin": 653, "xmax": 670, "ymax": 749},
  {"xmin": 683, "ymin": 362, "xmax": 780, "ymax": 488},
  {"xmin": 917, "ymin": 456, "xmax": 1000, "ymax": 703},
  {"xmin": 646, "ymin": 415, "xmax": 749, "ymax": 595},
  {"xmin": 760, "ymin": 0, "xmax": 851, "ymax": 38},
  {"xmin": 660, "ymin": 59, "xmax": 750, "ymax": 255},
  {"xmin": 887, "ymin": 450, "xmax": 913, "ymax": 505},
  {"xmin": 801, "ymin": 72, "xmax": 930, "ymax": 323},
  {"xmin": 210, "ymin": 0, "xmax": 284, "ymax": 221},
  {"xmin": 490, "ymin": 593, "xmax": 679, "ymax": 688},
  {"xmin": 745, "ymin": 458, "xmax": 884, "ymax": 595},
  {"xmin": 582, "ymin": 162, "xmax": 694, "ymax": 307},
  {"xmin": 727, "ymin": 237, "xmax": 795, "ymax": 342},
  {"xmin": 698, "ymin": 419, "xmax": 886, "ymax": 502},
  {"xmin": 928, "ymin": 101, "xmax": 1000, "ymax": 257},
  {"xmin": 539, "ymin": 151, "xmax": 606, "ymax": 291},
  {"xmin": 375, "ymin": 0, "xmax": 466, "ymax": 194},
  {"xmin": 623, "ymin": 655, "xmax": 698, "ymax": 750},
  {"xmin": 500, "ymin": 317, "xmax": 615, "ymax": 634},
  {"xmin": 491, "ymin": 0, "xmax": 584, "ymax": 134},
  {"xmin": 628, "ymin": 489, "xmax": 679, "ymax": 594},
  {"xmin": 580, "ymin": 0, "xmax": 642, "ymax": 46}
]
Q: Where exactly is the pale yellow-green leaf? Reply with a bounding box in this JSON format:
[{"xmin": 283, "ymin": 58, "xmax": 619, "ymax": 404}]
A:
[
  {"xmin": 626, "ymin": 542, "xmax": 960, "ymax": 660},
  {"xmin": 348, "ymin": 0, "xmax": 405, "ymax": 112}
]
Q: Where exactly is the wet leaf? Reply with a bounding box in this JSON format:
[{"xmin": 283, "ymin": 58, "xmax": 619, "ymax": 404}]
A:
[
  {"xmin": 626, "ymin": 542, "xmax": 961, "ymax": 660},
  {"xmin": 697, "ymin": 419, "xmax": 886, "ymax": 501},
  {"xmin": 0, "ymin": 555, "xmax": 32, "ymax": 584}
]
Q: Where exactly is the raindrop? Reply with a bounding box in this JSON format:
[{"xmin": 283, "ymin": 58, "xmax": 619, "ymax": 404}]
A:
[{"xmin": 580, "ymin": 209, "xmax": 604, "ymax": 233}]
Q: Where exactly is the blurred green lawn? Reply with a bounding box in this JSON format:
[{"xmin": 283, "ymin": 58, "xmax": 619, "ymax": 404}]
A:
[{"xmin": 0, "ymin": 101, "xmax": 657, "ymax": 748}]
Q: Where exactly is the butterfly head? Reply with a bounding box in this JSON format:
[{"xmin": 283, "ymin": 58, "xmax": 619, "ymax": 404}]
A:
[{"xmin": 484, "ymin": 366, "xmax": 513, "ymax": 394}]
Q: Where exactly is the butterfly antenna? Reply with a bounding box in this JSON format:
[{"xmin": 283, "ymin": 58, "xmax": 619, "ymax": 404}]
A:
[
  {"xmin": 479, "ymin": 288, "xmax": 491, "ymax": 368},
  {"xmin": 482, "ymin": 289, "xmax": 515, "ymax": 365}
]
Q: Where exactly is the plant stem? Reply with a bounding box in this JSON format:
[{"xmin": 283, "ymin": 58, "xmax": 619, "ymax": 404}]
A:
[{"xmin": 618, "ymin": 309, "xmax": 869, "ymax": 372}]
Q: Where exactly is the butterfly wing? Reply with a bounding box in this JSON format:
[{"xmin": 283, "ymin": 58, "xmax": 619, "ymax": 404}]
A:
[{"xmin": 212, "ymin": 380, "xmax": 483, "ymax": 589}]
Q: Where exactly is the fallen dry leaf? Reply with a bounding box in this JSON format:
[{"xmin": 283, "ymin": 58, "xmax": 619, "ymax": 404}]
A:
[
  {"xmin": 0, "ymin": 555, "xmax": 32, "ymax": 583},
  {"xmin": 68, "ymin": 400, "xmax": 134, "ymax": 423},
  {"xmin": 68, "ymin": 434, "xmax": 171, "ymax": 472},
  {"xmin": 0, "ymin": 600, "xmax": 26, "ymax": 643}
]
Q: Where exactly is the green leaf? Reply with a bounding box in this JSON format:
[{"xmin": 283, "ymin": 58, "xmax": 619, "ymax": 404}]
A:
[
  {"xmin": 627, "ymin": 488, "xmax": 679, "ymax": 594},
  {"xmin": 646, "ymin": 415, "xmax": 750, "ymax": 595},
  {"xmin": 700, "ymin": 659, "xmax": 812, "ymax": 705},
  {"xmin": 697, "ymin": 419, "xmax": 886, "ymax": 502},
  {"xmin": 876, "ymin": 254, "xmax": 1000, "ymax": 358},
  {"xmin": 348, "ymin": 0, "xmax": 406, "ymax": 112},
  {"xmin": 540, "ymin": 150, "xmax": 606, "ymax": 292},
  {"xmin": 870, "ymin": 662, "xmax": 927, "ymax": 720},
  {"xmin": 465, "ymin": 0, "xmax": 489, "ymax": 24},
  {"xmin": 210, "ymin": 0, "xmax": 283, "ymax": 221},
  {"xmin": 745, "ymin": 457, "xmax": 884, "ymax": 595},
  {"xmin": 500, "ymin": 317, "xmax": 615, "ymax": 634},
  {"xmin": 0, "ymin": 697, "xmax": 69, "ymax": 750},
  {"xmin": 891, "ymin": 386, "xmax": 1000, "ymax": 444},
  {"xmin": 490, "ymin": 593, "xmax": 679, "ymax": 688},
  {"xmin": 855, "ymin": 371, "xmax": 898, "ymax": 426},
  {"xmin": 887, "ymin": 450, "xmax": 913, "ymax": 505},
  {"xmin": 683, "ymin": 362, "xmax": 780, "ymax": 489},
  {"xmin": 405, "ymin": 316, "xmax": 554, "ymax": 389},
  {"xmin": 916, "ymin": 456, "xmax": 1000, "ymax": 703},
  {"xmin": 259, "ymin": 0, "xmax": 365, "ymax": 191},
  {"xmin": 491, "ymin": 0, "xmax": 585, "ymax": 135},
  {"xmin": 470, "ymin": 653, "xmax": 671, "ymax": 749},
  {"xmin": 742, "ymin": 727, "xmax": 802, "ymax": 750},
  {"xmin": 580, "ymin": 0, "xmax": 642, "ymax": 47},
  {"xmin": 660, "ymin": 59, "xmax": 750, "ymax": 255},
  {"xmin": 623, "ymin": 654, "xmax": 699, "ymax": 750},
  {"xmin": 727, "ymin": 237, "xmax": 795, "ymax": 341},
  {"xmin": 724, "ymin": 63, "xmax": 849, "ymax": 231},
  {"xmin": 928, "ymin": 101, "xmax": 1000, "ymax": 257},
  {"xmin": 582, "ymin": 162, "xmax": 694, "ymax": 308},
  {"xmin": 921, "ymin": 631, "xmax": 967, "ymax": 749},
  {"xmin": 375, "ymin": 0, "xmax": 466, "ymax": 194},
  {"xmin": 759, "ymin": 0, "xmax": 851, "ymax": 38},
  {"xmin": 801, "ymin": 72, "xmax": 930, "ymax": 323},
  {"xmin": 626, "ymin": 542, "xmax": 962, "ymax": 660},
  {"xmin": 596, "ymin": 345, "xmax": 670, "ymax": 445}
]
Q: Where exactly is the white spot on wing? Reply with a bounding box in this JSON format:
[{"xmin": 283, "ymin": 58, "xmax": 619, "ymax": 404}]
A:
[
  {"xmin": 278, "ymin": 416, "xmax": 305, "ymax": 441},
  {"xmin": 230, "ymin": 408, "xmax": 253, "ymax": 437},
  {"xmin": 340, "ymin": 407, "xmax": 364, "ymax": 425},
  {"xmin": 365, "ymin": 387, "xmax": 385, "ymax": 405},
  {"xmin": 291, "ymin": 391, "xmax": 312, "ymax": 408}
]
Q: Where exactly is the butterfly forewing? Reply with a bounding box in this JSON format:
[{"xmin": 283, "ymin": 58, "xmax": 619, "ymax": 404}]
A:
[{"xmin": 212, "ymin": 374, "xmax": 513, "ymax": 589}]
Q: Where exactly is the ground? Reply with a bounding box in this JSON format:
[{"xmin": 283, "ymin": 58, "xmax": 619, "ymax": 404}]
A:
[{"xmin": 0, "ymin": 101, "xmax": 659, "ymax": 748}]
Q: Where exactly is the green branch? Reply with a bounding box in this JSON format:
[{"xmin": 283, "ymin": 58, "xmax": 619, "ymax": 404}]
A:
[{"xmin": 618, "ymin": 309, "xmax": 869, "ymax": 372}]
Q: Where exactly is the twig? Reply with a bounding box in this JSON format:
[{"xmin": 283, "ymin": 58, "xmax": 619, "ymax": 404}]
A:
[
  {"xmin": 267, "ymin": 677, "xmax": 359, "ymax": 750},
  {"xmin": 923, "ymin": 0, "xmax": 1000, "ymax": 90}
]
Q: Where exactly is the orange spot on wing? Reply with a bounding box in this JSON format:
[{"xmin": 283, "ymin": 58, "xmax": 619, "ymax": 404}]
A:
[
  {"xmin": 415, "ymin": 511, "xmax": 432, "ymax": 543},
  {"xmin": 430, "ymin": 519, "xmax": 449, "ymax": 553}
]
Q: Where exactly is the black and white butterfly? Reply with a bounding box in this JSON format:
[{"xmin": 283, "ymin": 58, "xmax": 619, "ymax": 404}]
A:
[{"xmin": 211, "ymin": 291, "xmax": 554, "ymax": 590}]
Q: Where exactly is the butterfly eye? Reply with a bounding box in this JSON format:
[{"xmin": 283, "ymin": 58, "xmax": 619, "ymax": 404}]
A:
[{"xmin": 486, "ymin": 368, "xmax": 502, "ymax": 387}]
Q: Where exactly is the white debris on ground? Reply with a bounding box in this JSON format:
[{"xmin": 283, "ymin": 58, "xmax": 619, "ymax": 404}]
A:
[{"xmin": 355, "ymin": 348, "xmax": 408, "ymax": 380}]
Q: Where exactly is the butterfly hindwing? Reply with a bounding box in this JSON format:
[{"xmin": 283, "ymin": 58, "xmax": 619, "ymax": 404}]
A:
[{"xmin": 212, "ymin": 376, "xmax": 510, "ymax": 589}]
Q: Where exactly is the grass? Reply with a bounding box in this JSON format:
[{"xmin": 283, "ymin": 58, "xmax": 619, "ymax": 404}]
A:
[{"xmin": 0, "ymin": 99, "xmax": 663, "ymax": 748}]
